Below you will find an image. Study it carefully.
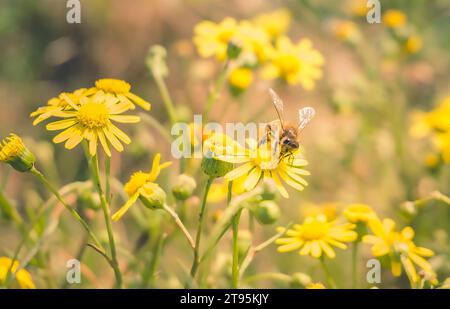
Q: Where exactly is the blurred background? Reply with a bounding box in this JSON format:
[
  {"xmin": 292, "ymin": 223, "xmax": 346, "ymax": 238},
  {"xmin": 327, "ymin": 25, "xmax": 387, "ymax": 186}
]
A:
[{"xmin": 0, "ymin": 0, "xmax": 449, "ymax": 288}]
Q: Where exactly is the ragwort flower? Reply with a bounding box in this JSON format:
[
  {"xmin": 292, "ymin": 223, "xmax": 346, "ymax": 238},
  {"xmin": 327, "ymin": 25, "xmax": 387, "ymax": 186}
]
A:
[
  {"xmin": 363, "ymin": 218, "xmax": 435, "ymax": 284},
  {"xmin": 216, "ymin": 138, "xmax": 309, "ymax": 198},
  {"xmin": 252, "ymin": 8, "xmax": 292, "ymax": 39},
  {"xmin": 112, "ymin": 153, "xmax": 171, "ymax": 221},
  {"xmin": 0, "ymin": 134, "xmax": 36, "ymax": 172},
  {"xmin": 275, "ymin": 215, "xmax": 357, "ymax": 259},
  {"xmin": 343, "ymin": 203, "xmax": 377, "ymax": 224},
  {"xmin": 0, "ymin": 257, "xmax": 35, "ymax": 289},
  {"xmin": 45, "ymin": 91, "xmax": 140, "ymax": 157},
  {"xmin": 262, "ymin": 36, "xmax": 324, "ymax": 89}
]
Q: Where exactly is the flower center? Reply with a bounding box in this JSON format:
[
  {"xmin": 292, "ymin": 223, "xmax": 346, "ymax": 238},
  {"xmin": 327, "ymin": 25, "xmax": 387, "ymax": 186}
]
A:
[
  {"xmin": 95, "ymin": 78, "xmax": 131, "ymax": 94},
  {"xmin": 77, "ymin": 102, "xmax": 110, "ymax": 129},
  {"xmin": 254, "ymin": 146, "xmax": 279, "ymax": 170},
  {"xmin": 276, "ymin": 54, "xmax": 301, "ymax": 75},
  {"xmin": 300, "ymin": 220, "xmax": 329, "ymax": 240},
  {"xmin": 124, "ymin": 171, "xmax": 149, "ymax": 197}
]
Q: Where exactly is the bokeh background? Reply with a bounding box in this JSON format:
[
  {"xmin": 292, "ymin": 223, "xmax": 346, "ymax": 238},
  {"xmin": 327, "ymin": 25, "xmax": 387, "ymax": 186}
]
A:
[{"xmin": 0, "ymin": 0, "xmax": 449, "ymax": 288}]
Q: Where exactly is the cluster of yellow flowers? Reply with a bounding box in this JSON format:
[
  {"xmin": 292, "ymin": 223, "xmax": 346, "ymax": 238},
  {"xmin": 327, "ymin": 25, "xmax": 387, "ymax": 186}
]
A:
[
  {"xmin": 0, "ymin": 257, "xmax": 35, "ymax": 289},
  {"xmin": 410, "ymin": 95, "xmax": 450, "ymax": 165},
  {"xmin": 30, "ymin": 78, "xmax": 150, "ymax": 157},
  {"xmin": 382, "ymin": 9, "xmax": 423, "ymax": 54},
  {"xmin": 275, "ymin": 203, "xmax": 436, "ymax": 287},
  {"xmin": 193, "ymin": 9, "xmax": 324, "ymax": 91}
]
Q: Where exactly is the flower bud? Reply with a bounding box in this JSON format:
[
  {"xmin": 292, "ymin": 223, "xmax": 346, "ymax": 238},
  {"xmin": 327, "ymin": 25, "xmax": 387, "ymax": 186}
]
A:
[
  {"xmin": 261, "ymin": 179, "xmax": 278, "ymax": 200},
  {"xmin": 201, "ymin": 154, "xmax": 234, "ymax": 178},
  {"xmin": 146, "ymin": 45, "xmax": 168, "ymax": 78},
  {"xmin": 172, "ymin": 174, "xmax": 197, "ymax": 201},
  {"xmin": 253, "ymin": 200, "xmax": 281, "ymax": 225},
  {"xmin": 139, "ymin": 183, "xmax": 166, "ymax": 209},
  {"xmin": 0, "ymin": 134, "xmax": 36, "ymax": 172},
  {"xmin": 77, "ymin": 188, "xmax": 100, "ymax": 211}
]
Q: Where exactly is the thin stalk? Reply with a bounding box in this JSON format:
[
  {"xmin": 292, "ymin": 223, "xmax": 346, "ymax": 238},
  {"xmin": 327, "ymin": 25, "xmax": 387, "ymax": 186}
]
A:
[
  {"xmin": 30, "ymin": 166, "xmax": 101, "ymax": 249},
  {"xmin": 189, "ymin": 176, "xmax": 214, "ymax": 280},
  {"xmin": 352, "ymin": 242, "xmax": 359, "ymax": 288},
  {"xmin": 105, "ymin": 157, "xmax": 111, "ymax": 204},
  {"xmin": 90, "ymin": 154, "xmax": 123, "ymax": 288},
  {"xmin": 163, "ymin": 204, "xmax": 195, "ymax": 249},
  {"xmin": 228, "ymin": 181, "xmax": 240, "ymax": 289},
  {"xmin": 154, "ymin": 76, "xmax": 177, "ymax": 125},
  {"xmin": 142, "ymin": 233, "xmax": 166, "ymax": 288},
  {"xmin": 0, "ymin": 189, "xmax": 23, "ymax": 227},
  {"xmin": 204, "ymin": 61, "xmax": 229, "ymax": 122},
  {"xmin": 320, "ymin": 257, "xmax": 337, "ymax": 289}
]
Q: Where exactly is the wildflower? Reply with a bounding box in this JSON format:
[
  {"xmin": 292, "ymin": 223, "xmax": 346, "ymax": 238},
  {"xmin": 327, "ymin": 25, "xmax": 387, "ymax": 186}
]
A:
[
  {"xmin": 301, "ymin": 202, "xmax": 338, "ymax": 221},
  {"xmin": 193, "ymin": 17, "xmax": 239, "ymax": 61},
  {"xmin": 0, "ymin": 257, "xmax": 35, "ymax": 289},
  {"xmin": 410, "ymin": 96, "xmax": 450, "ymax": 163},
  {"xmin": 346, "ymin": 0, "xmax": 369, "ymax": 17},
  {"xmin": 343, "ymin": 204, "xmax": 377, "ymax": 224},
  {"xmin": 235, "ymin": 21, "xmax": 273, "ymax": 63},
  {"xmin": 261, "ymin": 36, "xmax": 324, "ymax": 89},
  {"xmin": 0, "ymin": 134, "xmax": 36, "ymax": 172},
  {"xmin": 331, "ymin": 20, "xmax": 360, "ymax": 43},
  {"xmin": 93, "ymin": 78, "xmax": 151, "ymax": 111},
  {"xmin": 383, "ymin": 10, "xmax": 407, "ymax": 28},
  {"xmin": 217, "ymin": 138, "xmax": 310, "ymax": 198},
  {"xmin": 112, "ymin": 153, "xmax": 171, "ymax": 221},
  {"xmin": 363, "ymin": 218, "xmax": 435, "ymax": 284},
  {"xmin": 275, "ymin": 215, "xmax": 357, "ymax": 258},
  {"xmin": 45, "ymin": 91, "xmax": 140, "ymax": 156},
  {"xmin": 405, "ymin": 35, "xmax": 422, "ymax": 54},
  {"xmin": 229, "ymin": 67, "xmax": 253, "ymax": 90},
  {"xmin": 31, "ymin": 88, "xmax": 95, "ymax": 125},
  {"xmin": 253, "ymin": 8, "xmax": 292, "ymax": 39}
]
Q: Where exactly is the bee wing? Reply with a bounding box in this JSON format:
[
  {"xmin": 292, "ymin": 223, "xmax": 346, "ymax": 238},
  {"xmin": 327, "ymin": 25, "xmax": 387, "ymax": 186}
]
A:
[
  {"xmin": 298, "ymin": 107, "xmax": 315, "ymax": 130},
  {"xmin": 269, "ymin": 88, "xmax": 285, "ymax": 127}
]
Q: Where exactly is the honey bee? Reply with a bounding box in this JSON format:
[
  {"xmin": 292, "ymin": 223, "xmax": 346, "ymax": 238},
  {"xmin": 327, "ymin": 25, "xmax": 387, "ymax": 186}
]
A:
[{"xmin": 259, "ymin": 88, "xmax": 315, "ymax": 160}]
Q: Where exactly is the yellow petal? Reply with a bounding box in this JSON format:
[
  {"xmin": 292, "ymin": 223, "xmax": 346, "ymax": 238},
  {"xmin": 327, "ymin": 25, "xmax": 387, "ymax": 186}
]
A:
[
  {"xmin": 111, "ymin": 192, "xmax": 140, "ymax": 221},
  {"xmin": 46, "ymin": 118, "xmax": 77, "ymax": 131}
]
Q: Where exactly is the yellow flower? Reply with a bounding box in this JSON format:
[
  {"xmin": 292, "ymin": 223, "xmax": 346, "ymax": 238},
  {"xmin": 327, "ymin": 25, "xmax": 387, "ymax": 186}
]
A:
[
  {"xmin": 275, "ymin": 215, "xmax": 357, "ymax": 258},
  {"xmin": 301, "ymin": 202, "xmax": 338, "ymax": 221},
  {"xmin": 410, "ymin": 96, "xmax": 450, "ymax": 163},
  {"xmin": 346, "ymin": 0, "xmax": 369, "ymax": 17},
  {"xmin": 262, "ymin": 36, "xmax": 324, "ymax": 90},
  {"xmin": 343, "ymin": 204, "xmax": 377, "ymax": 223},
  {"xmin": 383, "ymin": 10, "xmax": 407, "ymax": 28},
  {"xmin": 405, "ymin": 35, "xmax": 422, "ymax": 54},
  {"xmin": 332, "ymin": 20, "xmax": 360, "ymax": 42},
  {"xmin": 217, "ymin": 138, "xmax": 310, "ymax": 198},
  {"xmin": 31, "ymin": 88, "xmax": 96, "ymax": 125},
  {"xmin": 229, "ymin": 67, "xmax": 253, "ymax": 90},
  {"xmin": 306, "ymin": 282, "xmax": 326, "ymax": 289},
  {"xmin": 0, "ymin": 134, "xmax": 36, "ymax": 172},
  {"xmin": 363, "ymin": 218, "xmax": 435, "ymax": 284},
  {"xmin": 253, "ymin": 8, "xmax": 292, "ymax": 38},
  {"xmin": 45, "ymin": 91, "xmax": 140, "ymax": 157},
  {"xmin": 0, "ymin": 257, "xmax": 36, "ymax": 289},
  {"xmin": 235, "ymin": 21, "xmax": 273, "ymax": 63},
  {"xmin": 93, "ymin": 78, "xmax": 151, "ymax": 111},
  {"xmin": 193, "ymin": 17, "xmax": 239, "ymax": 61},
  {"xmin": 112, "ymin": 153, "xmax": 171, "ymax": 221}
]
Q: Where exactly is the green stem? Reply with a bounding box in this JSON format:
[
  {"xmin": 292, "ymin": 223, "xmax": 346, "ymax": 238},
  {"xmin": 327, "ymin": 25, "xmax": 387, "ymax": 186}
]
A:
[
  {"xmin": 90, "ymin": 155, "xmax": 123, "ymax": 288},
  {"xmin": 105, "ymin": 157, "xmax": 111, "ymax": 204},
  {"xmin": 352, "ymin": 242, "xmax": 359, "ymax": 288},
  {"xmin": 320, "ymin": 257, "xmax": 337, "ymax": 289},
  {"xmin": 189, "ymin": 176, "xmax": 214, "ymax": 281},
  {"xmin": 154, "ymin": 76, "xmax": 177, "ymax": 125},
  {"xmin": 0, "ymin": 188, "xmax": 23, "ymax": 227},
  {"xmin": 142, "ymin": 233, "xmax": 166, "ymax": 288},
  {"xmin": 204, "ymin": 61, "xmax": 229, "ymax": 122},
  {"xmin": 228, "ymin": 181, "xmax": 240, "ymax": 289},
  {"xmin": 30, "ymin": 166, "xmax": 102, "ymax": 249},
  {"xmin": 163, "ymin": 204, "xmax": 195, "ymax": 249}
]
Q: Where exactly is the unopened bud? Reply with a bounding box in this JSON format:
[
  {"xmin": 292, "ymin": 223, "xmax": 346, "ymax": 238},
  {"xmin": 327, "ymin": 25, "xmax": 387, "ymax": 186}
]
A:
[{"xmin": 172, "ymin": 174, "xmax": 197, "ymax": 201}]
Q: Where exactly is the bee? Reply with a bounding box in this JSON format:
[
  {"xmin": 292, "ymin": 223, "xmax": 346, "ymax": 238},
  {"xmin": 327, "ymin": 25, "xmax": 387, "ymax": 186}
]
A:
[{"xmin": 259, "ymin": 88, "xmax": 316, "ymax": 160}]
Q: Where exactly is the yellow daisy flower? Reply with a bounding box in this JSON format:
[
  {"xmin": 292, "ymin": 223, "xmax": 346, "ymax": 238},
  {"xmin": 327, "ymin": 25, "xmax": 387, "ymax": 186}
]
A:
[
  {"xmin": 363, "ymin": 218, "xmax": 435, "ymax": 284},
  {"xmin": 262, "ymin": 36, "xmax": 324, "ymax": 89},
  {"xmin": 275, "ymin": 215, "xmax": 357, "ymax": 259},
  {"xmin": 112, "ymin": 153, "xmax": 171, "ymax": 221},
  {"xmin": 0, "ymin": 257, "xmax": 36, "ymax": 289},
  {"xmin": 253, "ymin": 8, "xmax": 292, "ymax": 39},
  {"xmin": 93, "ymin": 78, "xmax": 151, "ymax": 111},
  {"xmin": 216, "ymin": 138, "xmax": 309, "ymax": 198},
  {"xmin": 235, "ymin": 21, "xmax": 273, "ymax": 63},
  {"xmin": 45, "ymin": 91, "xmax": 140, "ymax": 157},
  {"xmin": 383, "ymin": 10, "xmax": 407, "ymax": 28},
  {"xmin": 343, "ymin": 203, "xmax": 377, "ymax": 223},
  {"xmin": 31, "ymin": 88, "xmax": 96, "ymax": 125},
  {"xmin": 410, "ymin": 96, "xmax": 450, "ymax": 163},
  {"xmin": 229, "ymin": 67, "xmax": 253, "ymax": 90},
  {"xmin": 193, "ymin": 17, "xmax": 239, "ymax": 61}
]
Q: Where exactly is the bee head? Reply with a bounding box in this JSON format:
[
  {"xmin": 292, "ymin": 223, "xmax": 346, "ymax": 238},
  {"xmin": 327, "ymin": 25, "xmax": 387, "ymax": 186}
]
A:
[{"xmin": 281, "ymin": 137, "xmax": 299, "ymax": 151}]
